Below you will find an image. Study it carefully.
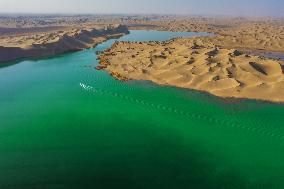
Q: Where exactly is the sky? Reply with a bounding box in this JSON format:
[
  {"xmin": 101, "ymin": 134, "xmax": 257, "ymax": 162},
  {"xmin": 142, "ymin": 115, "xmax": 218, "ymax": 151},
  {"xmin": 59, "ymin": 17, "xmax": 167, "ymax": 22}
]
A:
[{"xmin": 0, "ymin": 0, "xmax": 283, "ymax": 17}]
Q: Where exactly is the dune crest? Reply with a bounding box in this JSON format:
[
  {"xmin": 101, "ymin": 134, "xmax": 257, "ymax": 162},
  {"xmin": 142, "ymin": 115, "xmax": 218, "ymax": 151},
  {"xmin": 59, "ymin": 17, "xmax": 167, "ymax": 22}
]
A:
[
  {"xmin": 0, "ymin": 25, "xmax": 129, "ymax": 63},
  {"xmin": 99, "ymin": 38, "xmax": 284, "ymax": 103}
]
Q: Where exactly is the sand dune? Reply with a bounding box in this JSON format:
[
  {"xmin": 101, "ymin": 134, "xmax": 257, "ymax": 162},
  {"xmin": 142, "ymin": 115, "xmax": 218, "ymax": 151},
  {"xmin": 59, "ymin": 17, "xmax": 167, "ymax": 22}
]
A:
[
  {"xmin": 99, "ymin": 38, "xmax": 284, "ymax": 103},
  {"xmin": 0, "ymin": 25, "xmax": 129, "ymax": 63},
  {"xmin": 126, "ymin": 17, "xmax": 284, "ymax": 54}
]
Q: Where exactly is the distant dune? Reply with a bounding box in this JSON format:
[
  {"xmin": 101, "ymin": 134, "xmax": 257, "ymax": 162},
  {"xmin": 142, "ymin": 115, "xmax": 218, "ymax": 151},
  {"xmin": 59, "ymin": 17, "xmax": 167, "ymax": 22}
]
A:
[
  {"xmin": 126, "ymin": 17, "xmax": 284, "ymax": 53},
  {"xmin": 0, "ymin": 25, "xmax": 129, "ymax": 63},
  {"xmin": 99, "ymin": 38, "xmax": 284, "ymax": 103},
  {"xmin": 0, "ymin": 26, "xmax": 66, "ymax": 36}
]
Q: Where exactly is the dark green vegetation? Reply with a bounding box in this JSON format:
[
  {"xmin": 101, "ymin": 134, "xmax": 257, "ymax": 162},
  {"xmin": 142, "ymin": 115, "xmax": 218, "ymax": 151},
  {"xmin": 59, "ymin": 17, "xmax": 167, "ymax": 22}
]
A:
[{"xmin": 0, "ymin": 31, "xmax": 284, "ymax": 189}]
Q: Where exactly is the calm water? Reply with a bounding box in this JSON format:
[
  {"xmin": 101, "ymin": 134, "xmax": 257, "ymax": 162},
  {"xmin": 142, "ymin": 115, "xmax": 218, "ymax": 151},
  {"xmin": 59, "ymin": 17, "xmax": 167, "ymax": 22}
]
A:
[{"xmin": 0, "ymin": 30, "xmax": 284, "ymax": 189}]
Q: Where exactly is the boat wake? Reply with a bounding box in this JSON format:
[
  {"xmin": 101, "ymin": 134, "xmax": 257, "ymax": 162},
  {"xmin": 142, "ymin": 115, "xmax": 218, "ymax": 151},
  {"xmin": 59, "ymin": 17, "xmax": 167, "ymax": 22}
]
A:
[
  {"xmin": 80, "ymin": 83, "xmax": 93, "ymax": 91},
  {"xmin": 79, "ymin": 82, "xmax": 284, "ymax": 141}
]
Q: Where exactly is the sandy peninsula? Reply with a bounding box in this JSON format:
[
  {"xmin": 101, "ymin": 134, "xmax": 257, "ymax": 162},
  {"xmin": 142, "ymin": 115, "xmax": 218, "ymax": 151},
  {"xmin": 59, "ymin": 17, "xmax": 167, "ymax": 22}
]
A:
[
  {"xmin": 98, "ymin": 37, "xmax": 284, "ymax": 103},
  {"xmin": 94, "ymin": 16, "xmax": 284, "ymax": 103}
]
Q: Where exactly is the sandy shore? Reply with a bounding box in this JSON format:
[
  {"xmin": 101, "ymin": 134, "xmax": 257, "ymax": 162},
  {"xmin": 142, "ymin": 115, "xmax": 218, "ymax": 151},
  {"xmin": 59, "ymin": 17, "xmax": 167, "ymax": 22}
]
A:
[
  {"xmin": 0, "ymin": 24, "xmax": 129, "ymax": 63},
  {"xmin": 99, "ymin": 38, "xmax": 284, "ymax": 103}
]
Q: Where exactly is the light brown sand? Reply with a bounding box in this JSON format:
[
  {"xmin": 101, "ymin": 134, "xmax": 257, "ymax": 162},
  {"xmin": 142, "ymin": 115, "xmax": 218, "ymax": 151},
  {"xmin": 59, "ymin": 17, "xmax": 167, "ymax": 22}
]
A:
[
  {"xmin": 0, "ymin": 25, "xmax": 129, "ymax": 62},
  {"xmin": 126, "ymin": 17, "xmax": 284, "ymax": 53},
  {"xmin": 99, "ymin": 38, "xmax": 284, "ymax": 103}
]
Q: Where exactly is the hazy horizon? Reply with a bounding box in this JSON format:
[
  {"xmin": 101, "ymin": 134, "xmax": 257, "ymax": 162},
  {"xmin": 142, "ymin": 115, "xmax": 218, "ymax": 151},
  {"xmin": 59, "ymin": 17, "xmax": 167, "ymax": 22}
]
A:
[{"xmin": 0, "ymin": 0, "xmax": 283, "ymax": 17}]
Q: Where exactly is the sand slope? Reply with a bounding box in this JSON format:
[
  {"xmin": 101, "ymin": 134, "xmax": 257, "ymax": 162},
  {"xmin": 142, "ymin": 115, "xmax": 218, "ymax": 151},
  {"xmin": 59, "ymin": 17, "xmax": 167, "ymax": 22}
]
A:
[
  {"xmin": 99, "ymin": 38, "xmax": 284, "ymax": 103},
  {"xmin": 0, "ymin": 25, "xmax": 129, "ymax": 63}
]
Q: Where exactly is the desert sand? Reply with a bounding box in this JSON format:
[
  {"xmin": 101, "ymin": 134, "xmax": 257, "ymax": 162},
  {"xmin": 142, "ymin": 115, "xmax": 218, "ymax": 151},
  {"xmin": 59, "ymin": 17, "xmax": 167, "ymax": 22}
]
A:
[
  {"xmin": 0, "ymin": 21, "xmax": 129, "ymax": 62},
  {"xmin": 125, "ymin": 17, "xmax": 284, "ymax": 53},
  {"xmin": 1, "ymin": 15, "xmax": 283, "ymax": 63},
  {"xmin": 99, "ymin": 38, "xmax": 284, "ymax": 102}
]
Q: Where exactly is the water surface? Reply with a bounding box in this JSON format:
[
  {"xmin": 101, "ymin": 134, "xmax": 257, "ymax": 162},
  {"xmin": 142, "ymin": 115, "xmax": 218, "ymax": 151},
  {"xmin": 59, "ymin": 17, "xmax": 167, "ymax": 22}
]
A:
[{"xmin": 0, "ymin": 30, "xmax": 284, "ymax": 189}]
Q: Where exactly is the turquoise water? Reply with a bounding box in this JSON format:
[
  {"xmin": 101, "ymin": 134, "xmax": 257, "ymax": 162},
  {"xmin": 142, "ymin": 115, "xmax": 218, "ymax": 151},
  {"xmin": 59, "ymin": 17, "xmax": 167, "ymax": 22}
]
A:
[{"xmin": 0, "ymin": 30, "xmax": 284, "ymax": 189}]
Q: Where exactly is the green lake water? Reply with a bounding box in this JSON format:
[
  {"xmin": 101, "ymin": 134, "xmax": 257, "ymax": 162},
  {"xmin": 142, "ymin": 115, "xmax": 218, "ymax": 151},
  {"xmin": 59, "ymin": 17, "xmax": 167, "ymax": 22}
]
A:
[{"xmin": 0, "ymin": 30, "xmax": 284, "ymax": 189}]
